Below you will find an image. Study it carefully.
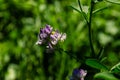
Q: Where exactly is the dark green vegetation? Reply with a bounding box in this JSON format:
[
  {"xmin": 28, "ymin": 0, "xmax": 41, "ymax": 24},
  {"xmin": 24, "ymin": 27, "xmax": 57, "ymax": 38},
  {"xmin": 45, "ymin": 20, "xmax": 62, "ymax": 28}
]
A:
[{"xmin": 0, "ymin": 0, "xmax": 120, "ymax": 80}]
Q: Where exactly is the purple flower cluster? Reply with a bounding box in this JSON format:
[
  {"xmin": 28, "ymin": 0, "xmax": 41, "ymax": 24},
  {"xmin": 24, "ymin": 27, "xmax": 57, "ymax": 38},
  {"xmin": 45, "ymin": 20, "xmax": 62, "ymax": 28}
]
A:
[
  {"xmin": 70, "ymin": 68, "xmax": 87, "ymax": 80},
  {"xmin": 36, "ymin": 24, "xmax": 66, "ymax": 50}
]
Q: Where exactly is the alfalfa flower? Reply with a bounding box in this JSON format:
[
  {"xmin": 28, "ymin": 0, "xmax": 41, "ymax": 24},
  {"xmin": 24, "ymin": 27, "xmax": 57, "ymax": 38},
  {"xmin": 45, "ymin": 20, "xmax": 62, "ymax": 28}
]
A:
[
  {"xmin": 70, "ymin": 68, "xmax": 87, "ymax": 80},
  {"xmin": 36, "ymin": 25, "xmax": 53, "ymax": 45},
  {"xmin": 36, "ymin": 24, "xmax": 66, "ymax": 51}
]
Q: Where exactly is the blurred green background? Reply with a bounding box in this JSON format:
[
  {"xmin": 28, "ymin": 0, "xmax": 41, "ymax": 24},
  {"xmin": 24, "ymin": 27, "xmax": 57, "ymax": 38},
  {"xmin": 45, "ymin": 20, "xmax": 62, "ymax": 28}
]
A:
[{"xmin": 0, "ymin": 0, "xmax": 120, "ymax": 80}]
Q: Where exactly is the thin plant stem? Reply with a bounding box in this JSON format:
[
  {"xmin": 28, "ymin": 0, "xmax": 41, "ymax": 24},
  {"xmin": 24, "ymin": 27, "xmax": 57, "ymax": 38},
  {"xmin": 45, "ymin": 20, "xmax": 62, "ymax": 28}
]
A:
[
  {"xmin": 78, "ymin": 0, "xmax": 95, "ymax": 56},
  {"xmin": 88, "ymin": 0, "xmax": 95, "ymax": 56},
  {"xmin": 78, "ymin": 0, "xmax": 89, "ymax": 25},
  {"xmin": 58, "ymin": 48, "xmax": 83, "ymax": 63}
]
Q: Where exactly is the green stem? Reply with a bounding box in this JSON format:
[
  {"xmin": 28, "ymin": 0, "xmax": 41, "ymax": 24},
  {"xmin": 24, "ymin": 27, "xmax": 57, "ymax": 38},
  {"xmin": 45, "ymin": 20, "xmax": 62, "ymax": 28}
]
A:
[
  {"xmin": 78, "ymin": 0, "xmax": 95, "ymax": 56},
  {"xmin": 88, "ymin": 0, "xmax": 95, "ymax": 56},
  {"xmin": 58, "ymin": 48, "xmax": 83, "ymax": 63},
  {"xmin": 78, "ymin": 0, "xmax": 89, "ymax": 25}
]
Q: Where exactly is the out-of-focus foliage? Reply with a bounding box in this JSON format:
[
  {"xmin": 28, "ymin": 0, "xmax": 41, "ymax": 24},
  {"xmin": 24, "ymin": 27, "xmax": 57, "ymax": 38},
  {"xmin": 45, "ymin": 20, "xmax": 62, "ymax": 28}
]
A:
[
  {"xmin": 94, "ymin": 72, "xmax": 118, "ymax": 80},
  {"xmin": 0, "ymin": 0, "xmax": 120, "ymax": 80}
]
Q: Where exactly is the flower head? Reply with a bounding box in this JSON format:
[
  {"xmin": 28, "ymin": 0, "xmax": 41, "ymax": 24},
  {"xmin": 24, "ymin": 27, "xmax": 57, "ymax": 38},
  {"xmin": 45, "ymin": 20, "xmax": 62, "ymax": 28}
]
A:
[
  {"xmin": 79, "ymin": 69, "xmax": 87, "ymax": 78},
  {"xmin": 70, "ymin": 68, "xmax": 87, "ymax": 80},
  {"xmin": 44, "ymin": 25, "xmax": 53, "ymax": 34},
  {"xmin": 36, "ymin": 25, "xmax": 51, "ymax": 45},
  {"xmin": 36, "ymin": 24, "xmax": 66, "ymax": 51}
]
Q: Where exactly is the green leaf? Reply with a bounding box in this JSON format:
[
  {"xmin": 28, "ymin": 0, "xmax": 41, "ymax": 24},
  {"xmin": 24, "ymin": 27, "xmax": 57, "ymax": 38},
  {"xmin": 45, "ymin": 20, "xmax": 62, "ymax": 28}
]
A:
[
  {"xmin": 85, "ymin": 59, "xmax": 108, "ymax": 70},
  {"xmin": 105, "ymin": 0, "xmax": 120, "ymax": 5},
  {"xmin": 111, "ymin": 62, "xmax": 120, "ymax": 73},
  {"xmin": 97, "ymin": 47, "xmax": 104, "ymax": 60},
  {"xmin": 93, "ymin": 6, "xmax": 110, "ymax": 14},
  {"xmin": 94, "ymin": 72, "xmax": 119, "ymax": 80},
  {"xmin": 100, "ymin": 57, "xmax": 107, "ymax": 62}
]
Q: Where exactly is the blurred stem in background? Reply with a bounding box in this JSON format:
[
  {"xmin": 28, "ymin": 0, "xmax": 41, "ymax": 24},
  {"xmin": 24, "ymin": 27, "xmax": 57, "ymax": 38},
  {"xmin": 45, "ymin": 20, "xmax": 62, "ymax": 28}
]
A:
[
  {"xmin": 78, "ymin": 0, "xmax": 95, "ymax": 57},
  {"xmin": 88, "ymin": 0, "xmax": 95, "ymax": 57}
]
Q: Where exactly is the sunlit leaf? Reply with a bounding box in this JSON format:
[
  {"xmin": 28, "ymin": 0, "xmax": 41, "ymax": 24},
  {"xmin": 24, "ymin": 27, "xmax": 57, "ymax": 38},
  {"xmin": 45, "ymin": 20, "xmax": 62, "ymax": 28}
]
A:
[
  {"xmin": 111, "ymin": 62, "xmax": 120, "ymax": 73},
  {"xmin": 105, "ymin": 0, "xmax": 120, "ymax": 5}
]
